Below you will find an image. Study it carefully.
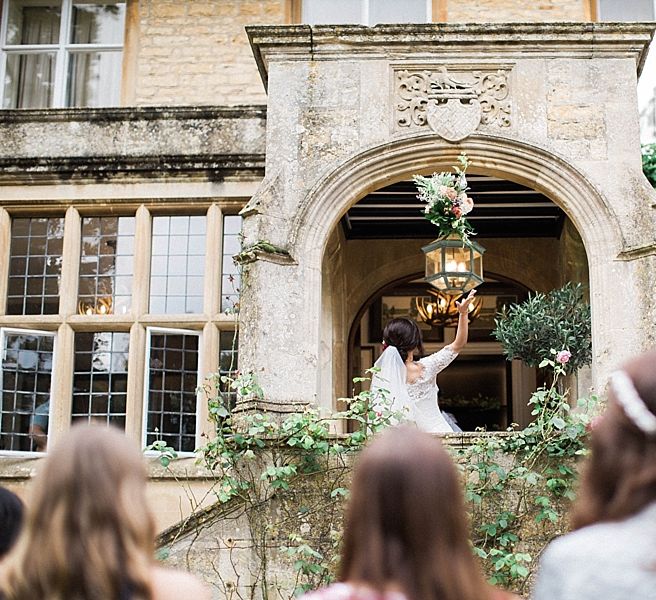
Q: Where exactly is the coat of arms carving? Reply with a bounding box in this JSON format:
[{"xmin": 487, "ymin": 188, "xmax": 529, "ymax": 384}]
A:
[{"xmin": 395, "ymin": 67, "xmax": 511, "ymax": 141}]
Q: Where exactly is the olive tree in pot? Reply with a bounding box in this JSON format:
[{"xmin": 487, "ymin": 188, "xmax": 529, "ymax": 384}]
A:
[{"xmin": 492, "ymin": 282, "xmax": 592, "ymax": 382}]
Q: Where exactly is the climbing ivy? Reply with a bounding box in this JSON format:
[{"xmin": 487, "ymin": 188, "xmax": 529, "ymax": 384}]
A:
[{"xmin": 461, "ymin": 354, "xmax": 597, "ymax": 592}]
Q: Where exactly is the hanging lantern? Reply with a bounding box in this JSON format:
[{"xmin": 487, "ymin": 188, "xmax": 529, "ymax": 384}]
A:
[
  {"xmin": 422, "ymin": 234, "xmax": 485, "ymax": 295},
  {"xmin": 415, "ymin": 290, "xmax": 482, "ymax": 327}
]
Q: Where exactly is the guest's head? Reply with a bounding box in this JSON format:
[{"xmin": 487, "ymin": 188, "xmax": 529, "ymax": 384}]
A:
[
  {"xmin": 573, "ymin": 349, "xmax": 656, "ymax": 529},
  {"xmin": 0, "ymin": 487, "xmax": 23, "ymax": 559},
  {"xmin": 2, "ymin": 425, "xmax": 156, "ymax": 600},
  {"xmin": 382, "ymin": 318, "xmax": 424, "ymax": 362},
  {"xmin": 340, "ymin": 426, "xmax": 490, "ymax": 600}
]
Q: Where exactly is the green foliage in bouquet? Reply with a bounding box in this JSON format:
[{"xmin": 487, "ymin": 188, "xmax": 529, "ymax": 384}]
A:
[
  {"xmin": 492, "ymin": 282, "xmax": 591, "ymax": 374},
  {"xmin": 414, "ymin": 152, "xmax": 476, "ymax": 241},
  {"xmin": 643, "ymin": 143, "xmax": 656, "ymax": 188}
]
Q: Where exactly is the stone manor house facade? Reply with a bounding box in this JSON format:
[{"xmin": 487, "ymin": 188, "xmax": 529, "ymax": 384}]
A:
[{"xmin": 0, "ymin": 0, "xmax": 656, "ymax": 535}]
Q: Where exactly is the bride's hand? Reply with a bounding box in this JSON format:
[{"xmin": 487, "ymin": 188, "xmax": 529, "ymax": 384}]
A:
[{"xmin": 455, "ymin": 289, "xmax": 477, "ymax": 314}]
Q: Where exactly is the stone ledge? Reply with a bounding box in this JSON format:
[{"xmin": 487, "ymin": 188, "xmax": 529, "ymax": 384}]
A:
[
  {"xmin": 0, "ymin": 105, "xmax": 267, "ymax": 124},
  {"xmin": 0, "ymin": 104, "xmax": 268, "ymax": 182},
  {"xmin": 0, "ymin": 154, "xmax": 265, "ymax": 184},
  {"xmin": 247, "ymin": 22, "xmax": 656, "ymax": 89}
]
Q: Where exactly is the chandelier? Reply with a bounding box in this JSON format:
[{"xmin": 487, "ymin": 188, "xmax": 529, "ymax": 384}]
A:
[
  {"xmin": 414, "ymin": 290, "xmax": 482, "ymax": 327},
  {"xmin": 78, "ymin": 297, "xmax": 113, "ymax": 316}
]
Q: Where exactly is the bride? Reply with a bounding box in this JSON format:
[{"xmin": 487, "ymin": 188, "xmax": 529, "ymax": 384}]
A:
[{"xmin": 371, "ymin": 289, "xmax": 476, "ymax": 432}]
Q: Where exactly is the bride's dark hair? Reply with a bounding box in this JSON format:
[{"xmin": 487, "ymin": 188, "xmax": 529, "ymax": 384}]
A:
[
  {"xmin": 382, "ymin": 318, "xmax": 424, "ymax": 362},
  {"xmin": 340, "ymin": 427, "xmax": 493, "ymax": 600}
]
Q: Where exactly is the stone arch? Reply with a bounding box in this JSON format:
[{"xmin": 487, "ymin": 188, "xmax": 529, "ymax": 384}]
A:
[{"xmin": 290, "ymin": 132, "xmax": 622, "ymax": 262}]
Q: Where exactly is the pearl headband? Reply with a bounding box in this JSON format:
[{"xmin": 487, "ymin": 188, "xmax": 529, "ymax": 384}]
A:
[{"xmin": 609, "ymin": 370, "xmax": 656, "ymax": 435}]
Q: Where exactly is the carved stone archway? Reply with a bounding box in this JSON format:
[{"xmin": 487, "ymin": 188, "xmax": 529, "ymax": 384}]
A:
[{"xmin": 239, "ymin": 24, "xmax": 656, "ymax": 413}]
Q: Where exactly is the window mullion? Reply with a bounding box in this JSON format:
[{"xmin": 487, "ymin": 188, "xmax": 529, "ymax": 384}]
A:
[
  {"xmin": 53, "ymin": 0, "xmax": 73, "ymax": 107},
  {"xmin": 125, "ymin": 322, "xmax": 146, "ymax": 442},
  {"xmin": 59, "ymin": 206, "xmax": 81, "ymax": 318},
  {"xmin": 0, "ymin": 0, "xmax": 10, "ymax": 108},
  {"xmin": 132, "ymin": 205, "xmax": 152, "ymax": 316},
  {"xmin": 49, "ymin": 323, "xmax": 74, "ymax": 447},
  {"xmin": 199, "ymin": 322, "xmax": 218, "ymax": 441},
  {"xmin": 0, "ymin": 208, "xmax": 10, "ymax": 315},
  {"xmin": 205, "ymin": 204, "xmax": 223, "ymax": 318}
]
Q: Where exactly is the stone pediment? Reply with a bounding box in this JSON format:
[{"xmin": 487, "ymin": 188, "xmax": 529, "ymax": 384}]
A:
[{"xmin": 247, "ymin": 22, "xmax": 655, "ymax": 90}]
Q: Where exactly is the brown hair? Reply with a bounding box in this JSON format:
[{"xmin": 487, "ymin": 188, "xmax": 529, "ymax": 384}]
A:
[
  {"xmin": 340, "ymin": 427, "xmax": 492, "ymax": 600},
  {"xmin": 382, "ymin": 318, "xmax": 424, "ymax": 363},
  {"xmin": 2, "ymin": 425, "xmax": 155, "ymax": 600},
  {"xmin": 572, "ymin": 349, "xmax": 656, "ymax": 529}
]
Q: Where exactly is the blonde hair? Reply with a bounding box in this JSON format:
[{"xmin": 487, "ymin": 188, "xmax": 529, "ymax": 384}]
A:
[{"xmin": 2, "ymin": 425, "xmax": 155, "ymax": 600}]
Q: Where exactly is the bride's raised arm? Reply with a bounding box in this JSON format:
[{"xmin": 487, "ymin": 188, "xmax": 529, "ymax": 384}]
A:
[{"xmin": 447, "ymin": 289, "xmax": 477, "ymax": 353}]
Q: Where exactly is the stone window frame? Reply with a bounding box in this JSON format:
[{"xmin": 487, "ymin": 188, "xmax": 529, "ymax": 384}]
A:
[
  {"xmin": 0, "ymin": 202, "xmax": 240, "ymax": 455},
  {"xmin": 289, "ymin": 0, "xmax": 448, "ymax": 24},
  {"xmin": 0, "ymin": 0, "xmax": 127, "ymax": 109}
]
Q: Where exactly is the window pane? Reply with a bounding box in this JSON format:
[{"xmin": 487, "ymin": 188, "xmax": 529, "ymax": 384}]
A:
[
  {"xmin": 221, "ymin": 215, "xmax": 241, "ymax": 313},
  {"xmin": 71, "ymin": 2, "xmax": 126, "ymax": 44},
  {"xmin": 219, "ymin": 330, "xmax": 238, "ymax": 410},
  {"xmin": 6, "ymin": 2, "xmax": 61, "ymax": 45},
  {"xmin": 1, "ymin": 331, "xmax": 54, "ymax": 452},
  {"xmin": 302, "ymin": 0, "xmax": 362, "ymax": 24},
  {"xmin": 72, "ymin": 332, "xmax": 129, "ymax": 428},
  {"xmin": 67, "ymin": 50, "xmax": 122, "ymax": 107},
  {"xmin": 3, "ymin": 52, "xmax": 56, "ymax": 109},
  {"xmin": 369, "ymin": 0, "xmax": 428, "ymax": 24},
  {"xmin": 78, "ymin": 216, "xmax": 134, "ymax": 316},
  {"xmin": 150, "ymin": 216, "xmax": 206, "ymax": 315},
  {"xmin": 146, "ymin": 332, "xmax": 199, "ymax": 452},
  {"xmin": 7, "ymin": 217, "xmax": 64, "ymax": 315},
  {"xmin": 598, "ymin": 0, "xmax": 654, "ymax": 20}
]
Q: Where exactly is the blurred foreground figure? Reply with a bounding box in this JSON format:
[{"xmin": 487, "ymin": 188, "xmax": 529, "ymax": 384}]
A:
[
  {"xmin": 0, "ymin": 488, "xmax": 23, "ymax": 561},
  {"xmin": 0, "ymin": 425, "xmax": 210, "ymax": 600},
  {"xmin": 535, "ymin": 349, "xmax": 656, "ymax": 600},
  {"xmin": 302, "ymin": 426, "xmax": 519, "ymax": 600}
]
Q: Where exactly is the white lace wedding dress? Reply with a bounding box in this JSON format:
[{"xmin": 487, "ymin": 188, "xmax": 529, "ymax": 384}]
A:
[{"xmin": 371, "ymin": 345, "xmax": 459, "ymax": 433}]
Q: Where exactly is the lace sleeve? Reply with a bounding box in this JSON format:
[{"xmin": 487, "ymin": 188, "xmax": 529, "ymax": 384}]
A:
[{"xmin": 420, "ymin": 345, "xmax": 458, "ymax": 381}]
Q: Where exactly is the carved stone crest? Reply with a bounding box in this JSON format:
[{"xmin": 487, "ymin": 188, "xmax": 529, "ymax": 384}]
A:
[{"xmin": 395, "ymin": 67, "xmax": 511, "ymax": 141}]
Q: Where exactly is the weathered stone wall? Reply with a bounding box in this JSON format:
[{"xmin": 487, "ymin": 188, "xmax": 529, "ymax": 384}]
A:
[
  {"xmin": 133, "ymin": 0, "xmax": 287, "ymax": 106},
  {"xmin": 160, "ymin": 435, "xmax": 572, "ymax": 599},
  {"xmin": 445, "ymin": 0, "xmax": 591, "ymax": 22},
  {"xmin": 0, "ymin": 106, "xmax": 266, "ymax": 183}
]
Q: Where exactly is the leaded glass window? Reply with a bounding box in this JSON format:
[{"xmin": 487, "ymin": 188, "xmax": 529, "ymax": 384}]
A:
[
  {"xmin": 150, "ymin": 216, "xmax": 206, "ymax": 315},
  {"xmin": 7, "ymin": 217, "xmax": 64, "ymax": 315},
  {"xmin": 0, "ymin": 329, "xmax": 54, "ymax": 452},
  {"xmin": 221, "ymin": 215, "xmax": 241, "ymax": 313},
  {"xmin": 145, "ymin": 329, "xmax": 199, "ymax": 452},
  {"xmin": 72, "ymin": 332, "xmax": 129, "ymax": 427},
  {"xmin": 78, "ymin": 216, "xmax": 135, "ymax": 315},
  {"xmin": 219, "ymin": 330, "xmax": 238, "ymax": 409}
]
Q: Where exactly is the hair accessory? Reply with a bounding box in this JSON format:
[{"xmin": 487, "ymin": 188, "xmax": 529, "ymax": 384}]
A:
[{"xmin": 610, "ymin": 370, "xmax": 656, "ymax": 435}]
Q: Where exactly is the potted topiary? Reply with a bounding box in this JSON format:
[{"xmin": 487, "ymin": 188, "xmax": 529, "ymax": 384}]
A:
[{"xmin": 492, "ymin": 282, "xmax": 592, "ymax": 376}]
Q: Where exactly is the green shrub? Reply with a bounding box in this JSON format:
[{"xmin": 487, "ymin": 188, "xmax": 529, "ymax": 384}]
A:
[
  {"xmin": 492, "ymin": 282, "xmax": 591, "ymax": 374},
  {"xmin": 643, "ymin": 143, "xmax": 656, "ymax": 188}
]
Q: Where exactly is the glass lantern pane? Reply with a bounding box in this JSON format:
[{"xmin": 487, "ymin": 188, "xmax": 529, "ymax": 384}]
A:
[{"xmin": 472, "ymin": 253, "xmax": 483, "ymax": 279}]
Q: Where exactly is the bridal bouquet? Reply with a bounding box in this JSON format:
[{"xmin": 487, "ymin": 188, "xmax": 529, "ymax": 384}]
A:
[{"xmin": 414, "ymin": 152, "xmax": 475, "ymax": 241}]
